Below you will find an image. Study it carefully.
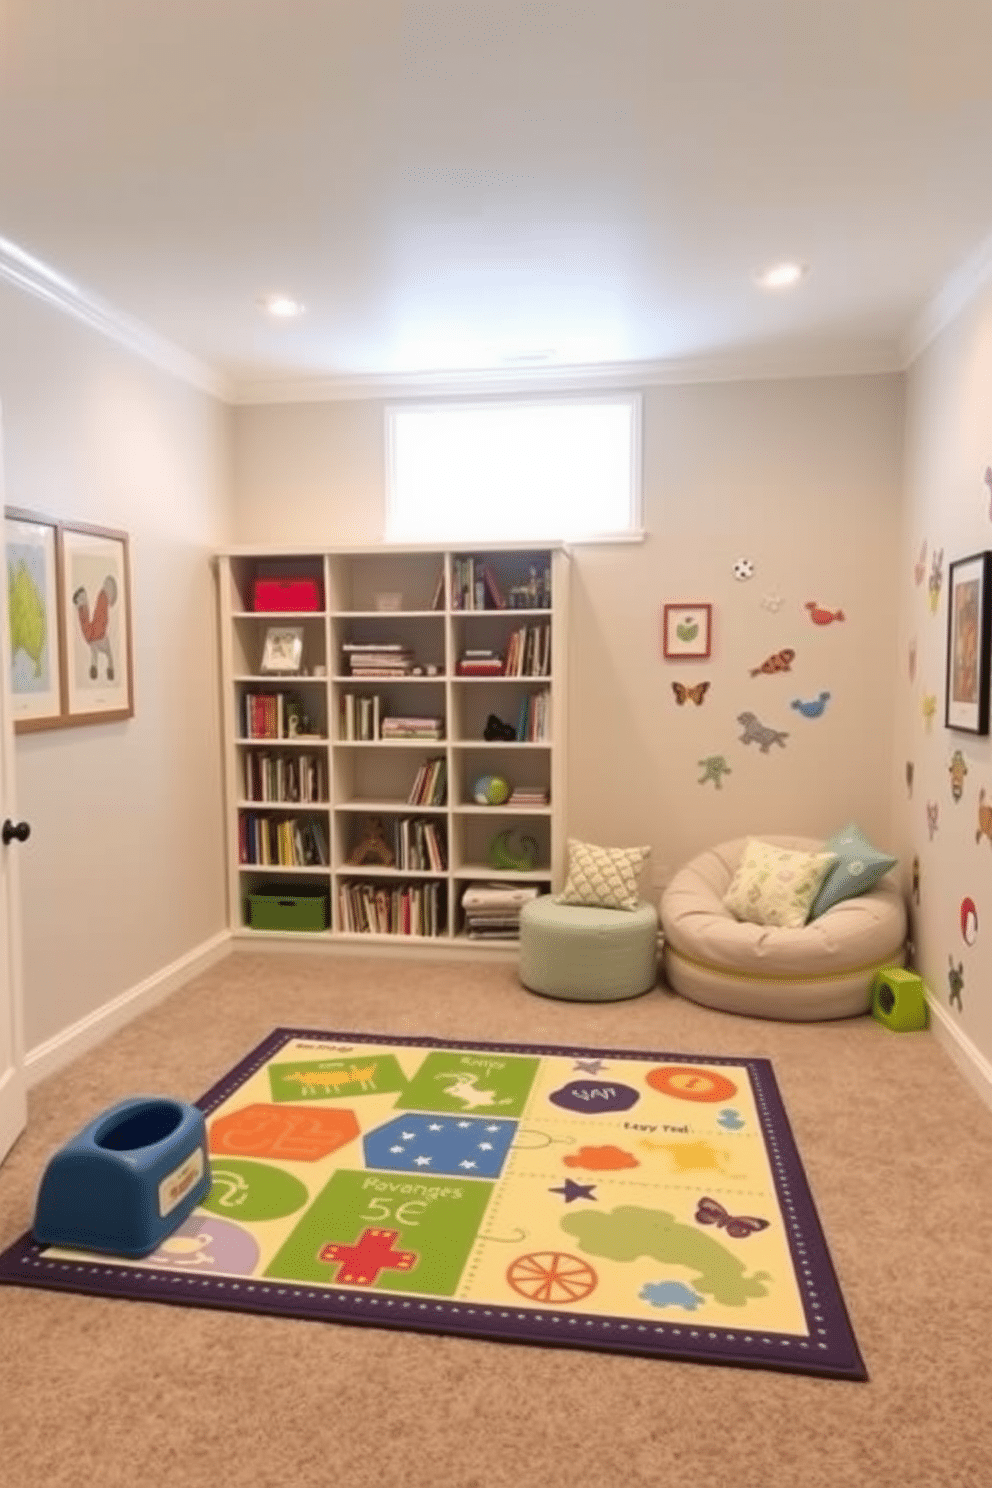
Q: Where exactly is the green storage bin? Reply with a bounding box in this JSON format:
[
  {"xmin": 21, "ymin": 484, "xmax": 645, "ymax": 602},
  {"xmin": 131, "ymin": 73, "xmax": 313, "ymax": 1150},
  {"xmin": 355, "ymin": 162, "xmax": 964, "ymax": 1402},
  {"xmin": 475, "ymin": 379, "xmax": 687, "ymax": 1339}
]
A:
[{"xmin": 247, "ymin": 892, "xmax": 328, "ymax": 932}]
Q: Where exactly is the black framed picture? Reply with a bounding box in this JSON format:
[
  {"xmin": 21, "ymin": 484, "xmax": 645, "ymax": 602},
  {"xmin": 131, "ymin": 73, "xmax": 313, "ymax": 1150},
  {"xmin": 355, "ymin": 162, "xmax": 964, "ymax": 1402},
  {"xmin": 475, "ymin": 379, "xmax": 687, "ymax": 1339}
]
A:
[{"xmin": 945, "ymin": 551, "xmax": 992, "ymax": 734}]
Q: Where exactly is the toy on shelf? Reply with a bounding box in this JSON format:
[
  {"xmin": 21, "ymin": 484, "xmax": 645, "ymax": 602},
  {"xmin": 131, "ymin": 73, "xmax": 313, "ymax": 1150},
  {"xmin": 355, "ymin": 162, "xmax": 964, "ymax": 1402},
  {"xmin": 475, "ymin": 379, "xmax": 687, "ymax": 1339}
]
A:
[
  {"xmin": 347, "ymin": 816, "xmax": 397, "ymax": 867},
  {"xmin": 33, "ymin": 1096, "xmax": 211, "ymax": 1257},
  {"xmin": 488, "ymin": 829, "xmax": 539, "ymax": 872},
  {"xmin": 473, "ymin": 775, "xmax": 510, "ymax": 806},
  {"xmin": 483, "ymin": 713, "xmax": 516, "ymax": 741}
]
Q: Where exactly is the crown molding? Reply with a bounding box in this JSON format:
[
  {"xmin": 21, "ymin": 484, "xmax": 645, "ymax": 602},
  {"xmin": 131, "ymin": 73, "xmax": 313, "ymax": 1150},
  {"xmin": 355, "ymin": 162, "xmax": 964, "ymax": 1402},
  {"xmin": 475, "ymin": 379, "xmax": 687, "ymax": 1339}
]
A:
[
  {"xmin": 0, "ymin": 236, "xmax": 228, "ymax": 400},
  {"xmin": 231, "ymin": 342, "xmax": 904, "ymax": 405},
  {"xmin": 900, "ymin": 225, "xmax": 992, "ymax": 367}
]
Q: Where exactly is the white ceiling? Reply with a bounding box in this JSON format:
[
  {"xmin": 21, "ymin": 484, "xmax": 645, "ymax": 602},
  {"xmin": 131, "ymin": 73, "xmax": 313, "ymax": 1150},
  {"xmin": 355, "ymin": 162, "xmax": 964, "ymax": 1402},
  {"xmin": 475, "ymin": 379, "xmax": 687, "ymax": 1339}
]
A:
[{"xmin": 2, "ymin": 0, "xmax": 992, "ymax": 400}]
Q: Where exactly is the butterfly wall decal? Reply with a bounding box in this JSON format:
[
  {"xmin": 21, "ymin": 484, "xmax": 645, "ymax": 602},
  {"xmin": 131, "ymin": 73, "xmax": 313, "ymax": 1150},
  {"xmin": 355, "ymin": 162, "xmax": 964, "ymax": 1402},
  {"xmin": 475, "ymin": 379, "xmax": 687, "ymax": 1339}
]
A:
[
  {"xmin": 694, "ymin": 1195, "xmax": 769, "ymax": 1239},
  {"xmin": 672, "ymin": 681, "xmax": 710, "ymax": 706}
]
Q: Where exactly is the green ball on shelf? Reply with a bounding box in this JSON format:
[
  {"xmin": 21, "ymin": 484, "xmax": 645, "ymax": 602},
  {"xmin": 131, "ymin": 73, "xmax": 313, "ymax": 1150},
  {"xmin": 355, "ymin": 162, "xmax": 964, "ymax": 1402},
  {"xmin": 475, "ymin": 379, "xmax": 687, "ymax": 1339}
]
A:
[{"xmin": 473, "ymin": 774, "xmax": 510, "ymax": 806}]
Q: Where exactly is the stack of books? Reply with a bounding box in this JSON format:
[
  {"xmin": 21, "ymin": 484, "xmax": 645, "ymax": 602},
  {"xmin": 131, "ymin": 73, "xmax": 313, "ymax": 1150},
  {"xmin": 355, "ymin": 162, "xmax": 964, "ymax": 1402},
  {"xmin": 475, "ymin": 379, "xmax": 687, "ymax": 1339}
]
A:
[
  {"xmin": 342, "ymin": 642, "xmax": 414, "ymax": 677},
  {"xmin": 380, "ymin": 716, "xmax": 444, "ymax": 740},
  {"xmin": 507, "ymin": 785, "xmax": 550, "ymax": 807},
  {"xmin": 457, "ymin": 647, "xmax": 504, "ymax": 677},
  {"xmin": 461, "ymin": 881, "xmax": 541, "ymax": 939}
]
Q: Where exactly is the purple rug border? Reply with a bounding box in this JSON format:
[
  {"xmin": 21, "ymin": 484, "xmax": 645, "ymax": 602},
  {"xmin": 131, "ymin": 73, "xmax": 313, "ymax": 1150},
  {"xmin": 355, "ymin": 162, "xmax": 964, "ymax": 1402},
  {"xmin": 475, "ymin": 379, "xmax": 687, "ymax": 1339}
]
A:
[{"xmin": 0, "ymin": 1027, "xmax": 868, "ymax": 1381}]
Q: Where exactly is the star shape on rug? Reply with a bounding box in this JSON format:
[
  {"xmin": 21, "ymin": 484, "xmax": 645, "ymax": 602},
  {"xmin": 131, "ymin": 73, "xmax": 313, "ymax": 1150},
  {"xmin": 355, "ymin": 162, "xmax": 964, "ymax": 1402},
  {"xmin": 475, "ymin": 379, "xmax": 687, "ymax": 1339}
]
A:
[
  {"xmin": 548, "ymin": 1179, "xmax": 598, "ymax": 1203},
  {"xmin": 572, "ymin": 1059, "xmax": 607, "ymax": 1075}
]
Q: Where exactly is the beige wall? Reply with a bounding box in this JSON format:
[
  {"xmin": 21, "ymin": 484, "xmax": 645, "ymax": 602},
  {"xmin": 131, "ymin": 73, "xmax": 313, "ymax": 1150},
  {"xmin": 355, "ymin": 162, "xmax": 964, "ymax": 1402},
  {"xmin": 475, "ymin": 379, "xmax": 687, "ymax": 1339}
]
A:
[
  {"xmin": 232, "ymin": 374, "xmax": 905, "ymax": 886},
  {"xmin": 0, "ymin": 283, "xmax": 230, "ymax": 1050},
  {"xmin": 898, "ymin": 281, "xmax": 992, "ymax": 1072}
]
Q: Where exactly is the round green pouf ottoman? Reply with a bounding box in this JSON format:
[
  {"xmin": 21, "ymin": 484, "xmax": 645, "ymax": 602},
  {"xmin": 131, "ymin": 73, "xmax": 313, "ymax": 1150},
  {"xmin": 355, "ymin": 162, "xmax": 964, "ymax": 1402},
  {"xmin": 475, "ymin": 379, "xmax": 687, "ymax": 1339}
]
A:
[{"xmin": 519, "ymin": 897, "xmax": 659, "ymax": 1002}]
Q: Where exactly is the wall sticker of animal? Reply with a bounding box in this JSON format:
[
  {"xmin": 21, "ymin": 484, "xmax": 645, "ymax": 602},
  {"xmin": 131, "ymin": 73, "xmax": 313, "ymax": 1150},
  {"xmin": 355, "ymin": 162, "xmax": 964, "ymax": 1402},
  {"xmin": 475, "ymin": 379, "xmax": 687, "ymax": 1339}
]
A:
[
  {"xmin": 977, "ymin": 788, "xmax": 992, "ymax": 847},
  {"xmin": 72, "ymin": 575, "xmax": 117, "ymax": 681},
  {"xmin": 698, "ymin": 755, "xmax": 732, "ymax": 788},
  {"xmin": 914, "ymin": 539, "xmax": 928, "ymax": 586},
  {"xmin": 926, "ymin": 801, "xmax": 939, "ymax": 839},
  {"xmin": 749, "ymin": 648, "xmax": 795, "ymax": 676},
  {"xmin": 960, "ymin": 897, "xmax": 979, "ymax": 946},
  {"xmin": 949, "ymin": 750, "xmax": 969, "ymax": 802},
  {"xmin": 791, "ymin": 692, "xmax": 831, "ymax": 719},
  {"xmin": 672, "ymin": 681, "xmax": 710, "ymax": 706},
  {"xmin": 805, "ymin": 601, "xmax": 845, "ymax": 625},
  {"xmin": 737, "ymin": 712, "xmax": 788, "ymax": 752},
  {"xmin": 947, "ymin": 957, "xmax": 964, "ymax": 1011},
  {"xmin": 928, "ymin": 548, "xmax": 944, "ymax": 614}
]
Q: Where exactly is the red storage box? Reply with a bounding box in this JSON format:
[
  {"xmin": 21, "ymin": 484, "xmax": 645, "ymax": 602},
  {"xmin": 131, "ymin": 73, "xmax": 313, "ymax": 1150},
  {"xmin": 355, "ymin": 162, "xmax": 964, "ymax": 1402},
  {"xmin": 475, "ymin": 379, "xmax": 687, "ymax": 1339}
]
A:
[{"xmin": 252, "ymin": 577, "xmax": 322, "ymax": 612}]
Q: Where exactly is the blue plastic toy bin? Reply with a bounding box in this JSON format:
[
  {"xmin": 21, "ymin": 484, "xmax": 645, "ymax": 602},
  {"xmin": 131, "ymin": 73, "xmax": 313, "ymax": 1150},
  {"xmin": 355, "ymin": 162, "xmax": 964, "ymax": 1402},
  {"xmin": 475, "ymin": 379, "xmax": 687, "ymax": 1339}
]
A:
[{"xmin": 33, "ymin": 1096, "xmax": 211, "ymax": 1257}]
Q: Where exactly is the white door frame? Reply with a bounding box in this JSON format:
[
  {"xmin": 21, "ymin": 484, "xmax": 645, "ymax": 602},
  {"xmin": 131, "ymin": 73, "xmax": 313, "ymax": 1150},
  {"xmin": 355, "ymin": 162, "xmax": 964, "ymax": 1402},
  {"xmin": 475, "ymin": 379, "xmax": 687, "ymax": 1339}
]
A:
[{"xmin": 0, "ymin": 409, "xmax": 28, "ymax": 1164}]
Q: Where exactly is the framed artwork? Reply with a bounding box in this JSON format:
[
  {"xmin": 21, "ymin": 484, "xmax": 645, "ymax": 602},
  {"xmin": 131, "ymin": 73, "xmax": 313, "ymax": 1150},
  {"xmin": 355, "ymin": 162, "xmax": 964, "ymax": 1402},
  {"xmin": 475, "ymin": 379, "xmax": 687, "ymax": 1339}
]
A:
[
  {"xmin": 945, "ymin": 551, "xmax": 991, "ymax": 735},
  {"xmin": 260, "ymin": 625, "xmax": 304, "ymax": 675},
  {"xmin": 5, "ymin": 508, "xmax": 65, "ymax": 732},
  {"xmin": 662, "ymin": 603, "xmax": 712, "ymax": 660},
  {"xmin": 60, "ymin": 521, "xmax": 134, "ymax": 726}
]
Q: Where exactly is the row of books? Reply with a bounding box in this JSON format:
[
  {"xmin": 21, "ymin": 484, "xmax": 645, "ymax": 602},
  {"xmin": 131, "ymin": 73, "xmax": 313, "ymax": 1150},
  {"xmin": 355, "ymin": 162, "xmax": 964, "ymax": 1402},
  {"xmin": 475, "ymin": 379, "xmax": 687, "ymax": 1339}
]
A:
[
  {"xmin": 242, "ymin": 752, "xmax": 326, "ymax": 803},
  {"xmin": 407, "ymin": 756, "xmax": 447, "ymax": 806},
  {"xmin": 380, "ymin": 716, "xmax": 444, "ymax": 740},
  {"xmin": 514, "ymin": 689, "xmax": 550, "ymax": 742},
  {"xmin": 505, "ymin": 624, "xmax": 551, "ymax": 677},
  {"xmin": 461, "ymin": 881, "xmax": 542, "ymax": 939},
  {"xmin": 340, "ymin": 692, "xmax": 381, "ymax": 740},
  {"xmin": 449, "ymin": 558, "xmax": 506, "ymax": 611},
  {"xmin": 338, "ymin": 879, "xmax": 446, "ymax": 936},
  {"xmin": 239, "ymin": 813, "xmax": 329, "ymax": 867},
  {"xmin": 242, "ymin": 692, "xmax": 320, "ymax": 741},
  {"xmin": 372, "ymin": 816, "xmax": 448, "ymax": 872}
]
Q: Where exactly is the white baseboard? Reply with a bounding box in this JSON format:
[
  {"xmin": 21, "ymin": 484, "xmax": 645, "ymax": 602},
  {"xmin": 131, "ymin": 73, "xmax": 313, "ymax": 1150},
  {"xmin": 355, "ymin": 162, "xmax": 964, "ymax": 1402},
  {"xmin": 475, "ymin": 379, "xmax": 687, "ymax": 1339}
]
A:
[
  {"xmin": 25, "ymin": 930, "xmax": 233, "ymax": 1088},
  {"xmin": 925, "ymin": 991, "xmax": 992, "ymax": 1116}
]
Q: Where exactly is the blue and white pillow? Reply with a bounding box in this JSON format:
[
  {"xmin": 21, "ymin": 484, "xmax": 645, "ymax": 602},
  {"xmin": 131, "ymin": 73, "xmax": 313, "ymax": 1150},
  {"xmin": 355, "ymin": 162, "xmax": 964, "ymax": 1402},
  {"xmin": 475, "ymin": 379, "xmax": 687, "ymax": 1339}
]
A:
[{"xmin": 808, "ymin": 823, "xmax": 897, "ymax": 920}]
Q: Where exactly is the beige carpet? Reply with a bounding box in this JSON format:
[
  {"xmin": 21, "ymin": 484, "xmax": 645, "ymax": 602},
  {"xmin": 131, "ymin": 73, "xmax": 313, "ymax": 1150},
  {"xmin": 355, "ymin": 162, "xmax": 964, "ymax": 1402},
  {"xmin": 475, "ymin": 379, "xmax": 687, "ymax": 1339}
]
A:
[{"xmin": 1, "ymin": 949, "xmax": 990, "ymax": 1488}]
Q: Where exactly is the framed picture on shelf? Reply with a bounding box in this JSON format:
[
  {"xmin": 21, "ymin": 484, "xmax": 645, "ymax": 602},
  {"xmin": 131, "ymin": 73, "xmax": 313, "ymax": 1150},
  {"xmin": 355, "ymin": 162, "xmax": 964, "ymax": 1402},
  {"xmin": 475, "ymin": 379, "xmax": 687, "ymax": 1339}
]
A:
[
  {"xmin": 260, "ymin": 624, "xmax": 304, "ymax": 675},
  {"xmin": 60, "ymin": 521, "xmax": 134, "ymax": 725},
  {"xmin": 945, "ymin": 550, "xmax": 991, "ymax": 735},
  {"xmin": 662, "ymin": 603, "xmax": 712, "ymax": 660},
  {"xmin": 5, "ymin": 507, "xmax": 65, "ymax": 732}
]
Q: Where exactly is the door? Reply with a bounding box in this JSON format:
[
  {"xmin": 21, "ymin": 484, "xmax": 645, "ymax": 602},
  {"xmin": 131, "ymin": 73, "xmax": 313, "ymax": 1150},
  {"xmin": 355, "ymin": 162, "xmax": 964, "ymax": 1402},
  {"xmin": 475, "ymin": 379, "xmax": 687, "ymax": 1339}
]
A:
[{"xmin": 0, "ymin": 416, "xmax": 27, "ymax": 1164}]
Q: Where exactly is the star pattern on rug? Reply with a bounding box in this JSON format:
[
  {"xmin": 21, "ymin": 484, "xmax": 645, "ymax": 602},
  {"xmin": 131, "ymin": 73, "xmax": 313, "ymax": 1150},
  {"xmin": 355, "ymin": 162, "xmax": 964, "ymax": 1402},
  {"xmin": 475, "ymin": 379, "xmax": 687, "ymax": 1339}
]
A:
[{"xmin": 549, "ymin": 1179, "xmax": 598, "ymax": 1203}]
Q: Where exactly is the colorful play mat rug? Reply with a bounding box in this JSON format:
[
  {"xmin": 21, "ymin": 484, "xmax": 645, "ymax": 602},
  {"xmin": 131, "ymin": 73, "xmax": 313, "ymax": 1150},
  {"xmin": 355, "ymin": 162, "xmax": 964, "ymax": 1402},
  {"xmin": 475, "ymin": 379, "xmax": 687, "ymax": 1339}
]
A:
[{"xmin": 0, "ymin": 1030, "xmax": 867, "ymax": 1380}]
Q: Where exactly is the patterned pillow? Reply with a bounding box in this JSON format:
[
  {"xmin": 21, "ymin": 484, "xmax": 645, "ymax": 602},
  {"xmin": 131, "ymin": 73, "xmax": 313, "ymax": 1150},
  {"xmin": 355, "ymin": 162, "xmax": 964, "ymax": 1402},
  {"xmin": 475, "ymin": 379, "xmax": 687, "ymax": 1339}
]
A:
[
  {"xmin": 723, "ymin": 839, "xmax": 837, "ymax": 928},
  {"xmin": 557, "ymin": 839, "xmax": 651, "ymax": 912},
  {"xmin": 808, "ymin": 823, "xmax": 897, "ymax": 920}
]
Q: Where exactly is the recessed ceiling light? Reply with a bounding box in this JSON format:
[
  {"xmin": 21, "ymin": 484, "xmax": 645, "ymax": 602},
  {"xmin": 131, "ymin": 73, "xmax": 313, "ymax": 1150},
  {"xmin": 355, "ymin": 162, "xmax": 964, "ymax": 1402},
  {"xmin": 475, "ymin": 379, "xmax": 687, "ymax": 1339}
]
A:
[
  {"xmin": 755, "ymin": 262, "xmax": 806, "ymax": 290},
  {"xmin": 260, "ymin": 293, "xmax": 305, "ymax": 319}
]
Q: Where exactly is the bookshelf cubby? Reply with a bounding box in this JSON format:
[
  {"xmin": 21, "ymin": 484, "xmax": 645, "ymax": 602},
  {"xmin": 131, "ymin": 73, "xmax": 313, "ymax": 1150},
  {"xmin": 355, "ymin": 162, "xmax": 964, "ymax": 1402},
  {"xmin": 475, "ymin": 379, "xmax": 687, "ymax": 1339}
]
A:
[{"xmin": 216, "ymin": 544, "xmax": 569, "ymax": 947}]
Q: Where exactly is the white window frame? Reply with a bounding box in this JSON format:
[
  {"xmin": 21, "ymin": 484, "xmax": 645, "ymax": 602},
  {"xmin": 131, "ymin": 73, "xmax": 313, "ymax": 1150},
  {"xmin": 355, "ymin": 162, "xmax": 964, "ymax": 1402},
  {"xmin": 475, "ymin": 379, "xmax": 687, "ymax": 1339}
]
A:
[{"xmin": 384, "ymin": 393, "xmax": 643, "ymax": 544}]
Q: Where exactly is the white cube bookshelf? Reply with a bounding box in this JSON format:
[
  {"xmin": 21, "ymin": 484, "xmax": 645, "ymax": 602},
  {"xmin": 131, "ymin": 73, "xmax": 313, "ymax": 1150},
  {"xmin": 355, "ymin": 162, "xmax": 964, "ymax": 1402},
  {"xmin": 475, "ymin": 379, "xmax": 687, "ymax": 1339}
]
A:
[{"xmin": 216, "ymin": 544, "xmax": 569, "ymax": 947}]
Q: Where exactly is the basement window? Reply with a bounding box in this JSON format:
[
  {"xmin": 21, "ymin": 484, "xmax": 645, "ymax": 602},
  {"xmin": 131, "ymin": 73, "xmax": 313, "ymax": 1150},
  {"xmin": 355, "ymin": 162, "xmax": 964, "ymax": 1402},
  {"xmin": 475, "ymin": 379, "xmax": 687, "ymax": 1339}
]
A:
[{"xmin": 385, "ymin": 394, "xmax": 642, "ymax": 543}]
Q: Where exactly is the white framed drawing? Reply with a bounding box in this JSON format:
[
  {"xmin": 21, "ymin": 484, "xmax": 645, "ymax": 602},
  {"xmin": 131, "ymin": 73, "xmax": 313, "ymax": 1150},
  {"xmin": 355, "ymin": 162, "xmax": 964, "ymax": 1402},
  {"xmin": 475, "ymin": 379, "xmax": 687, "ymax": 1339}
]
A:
[{"xmin": 60, "ymin": 522, "xmax": 134, "ymax": 725}]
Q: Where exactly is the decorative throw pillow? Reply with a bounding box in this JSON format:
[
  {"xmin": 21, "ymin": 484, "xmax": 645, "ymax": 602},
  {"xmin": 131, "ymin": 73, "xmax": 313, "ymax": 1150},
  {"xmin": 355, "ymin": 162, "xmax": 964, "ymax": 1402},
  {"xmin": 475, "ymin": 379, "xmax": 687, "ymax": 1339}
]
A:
[
  {"xmin": 557, "ymin": 839, "xmax": 651, "ymax": 912},
  {"xmin": 723, "ymin": 839, "xmax": 837, "ymax": 928},
  {"xmin": 807, "ymin": 823, "xmax": 897, "ymax": 920}
]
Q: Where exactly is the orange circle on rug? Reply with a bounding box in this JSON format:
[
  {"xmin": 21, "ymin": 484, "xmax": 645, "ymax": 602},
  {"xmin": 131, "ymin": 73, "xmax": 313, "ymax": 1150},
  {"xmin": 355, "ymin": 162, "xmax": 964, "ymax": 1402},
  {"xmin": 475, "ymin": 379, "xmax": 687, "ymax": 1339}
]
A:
[{"xmin": 646, "ymin": 1066, "xmax": 738, "ymax": 1102}]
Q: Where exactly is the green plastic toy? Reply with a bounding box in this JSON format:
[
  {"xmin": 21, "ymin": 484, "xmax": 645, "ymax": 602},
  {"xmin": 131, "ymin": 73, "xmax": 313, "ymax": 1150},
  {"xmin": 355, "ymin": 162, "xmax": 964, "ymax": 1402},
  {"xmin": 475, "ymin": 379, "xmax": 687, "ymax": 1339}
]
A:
[{"xmin": 870, "ymin": 966, "xmax": 929, "ymax": 1031}]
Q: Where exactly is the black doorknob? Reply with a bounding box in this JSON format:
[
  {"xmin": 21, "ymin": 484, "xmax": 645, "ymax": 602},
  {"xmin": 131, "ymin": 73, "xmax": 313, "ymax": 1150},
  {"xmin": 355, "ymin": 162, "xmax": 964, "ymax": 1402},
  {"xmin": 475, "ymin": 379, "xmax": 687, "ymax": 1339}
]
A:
[{"xmin": 2, "ymin": 819, "xmax": 30, "ymax": 845}]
